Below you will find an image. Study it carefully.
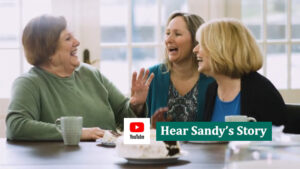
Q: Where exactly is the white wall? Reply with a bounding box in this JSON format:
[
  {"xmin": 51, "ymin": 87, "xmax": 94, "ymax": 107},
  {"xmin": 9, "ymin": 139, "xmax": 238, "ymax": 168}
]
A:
[
  {"xmin": 79, "ymin": 0, "xmax": 100, "ymax": 68},
  {"xmin": 188, "ymin": 0, "xmax": 240, "ymax": 21},
  {"xmin": 52, "ymin": 0, "xmax": 100, "ymax": 67},
  {"xmin": 280, "ymin": 90, "xmax": 300, "ymax": 104}
]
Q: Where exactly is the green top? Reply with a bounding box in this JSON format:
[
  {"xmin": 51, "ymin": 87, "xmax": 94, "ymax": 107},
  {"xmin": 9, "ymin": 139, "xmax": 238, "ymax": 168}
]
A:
[{"xmin": 6, "ymin": 63, "xmax": 138, "ymax": 140}]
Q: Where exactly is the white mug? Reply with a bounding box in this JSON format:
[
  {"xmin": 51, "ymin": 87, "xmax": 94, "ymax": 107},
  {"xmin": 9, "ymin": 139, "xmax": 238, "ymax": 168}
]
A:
[
  {"xmin": 225, "ymin": 115, "xmax": 256, "ymax": 122},
  {"xmin": 55, "ymin": 116, "xmax": 82, "ymax": 146}
]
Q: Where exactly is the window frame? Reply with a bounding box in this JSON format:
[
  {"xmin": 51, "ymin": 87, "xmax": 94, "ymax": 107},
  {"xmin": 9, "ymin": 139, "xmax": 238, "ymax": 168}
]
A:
[
  {"xmin": 242, "ymin": 0, "xmax": 300, "ymax": 89},
  {"xmin": 0, "ymin": 0, "xmax": 25, "ymax": 100},
  {"xmin": 98, "ymin": 0, "xmax": 176, "ymax": 94}
]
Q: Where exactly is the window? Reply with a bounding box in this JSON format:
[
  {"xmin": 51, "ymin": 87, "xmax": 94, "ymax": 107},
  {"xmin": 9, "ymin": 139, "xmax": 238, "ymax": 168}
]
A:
[
  {"xmin": 242, "ymin": 0, "xmax": 300, "ymax": 89},
  {"xmin": 0, "ymin": 0, "xmax": 51, "ymax": 98},
  {"xmin": 99, "ymin": 0, "xmax": 188, "ymax": 94}
]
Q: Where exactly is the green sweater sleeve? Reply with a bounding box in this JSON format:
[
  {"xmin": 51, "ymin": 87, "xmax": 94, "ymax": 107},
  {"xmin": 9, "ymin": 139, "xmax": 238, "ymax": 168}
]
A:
[{"xmin": 6, "ymin": 77, "xmax": 62, "ymax": 141}]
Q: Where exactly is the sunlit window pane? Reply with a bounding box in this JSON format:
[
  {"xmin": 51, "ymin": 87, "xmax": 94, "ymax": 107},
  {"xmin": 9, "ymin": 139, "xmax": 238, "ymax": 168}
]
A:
[
  {"xmin": 132, "ymin": 47, "xmax": 160, "ymax": 72},
  {"xmin": 100, "ymin": 48, "xmax": 129, "ymax": 94},
  {"xmin": 0, "ymin": 0, "xmax": 51, "ymax": 99},
  {"xmin": 292, "ymin": 0, "xmax": 300, "ymax": 39},
  {"xmin": 241, "ymin": 0, "xmax": 262, "ymax": 40},
  {"xmin": 266, "ymin": 45, "xmax": 287, "ymax": 89},
  {"xmin": 21, "ymin": 0, "xmax": 51, "ymax": 74},
  {"xmin": 132, "ymin": 0, "xmax": 157, "ymax": 42},
  {"xmin": 292, "ymin": 45, "xmax": 300, "ymax": 88},
  {"xmin": 99, "ymin": 0, "xmax": 188, "ymax": 95},
  {"xmin": 267, "ymin": 0, "xmax": 286, "ymax": 40},
  {"xmin": 161, "ymin": 0, "xmax": 188, "ymax": 41},
  {"xmin": 257, "ymin": 43, "xmax": 264, "ymax": 74},
  {"xmin": 0, "ymin": 0, "xmax": 19, "ymax": 48},
  {"xmin": 0, "ymin": 50, "xmax": 20, "ymax": 98},
  {"xmin": 100, "ymin": 0, "xmax": 127, "ymax": 42}
]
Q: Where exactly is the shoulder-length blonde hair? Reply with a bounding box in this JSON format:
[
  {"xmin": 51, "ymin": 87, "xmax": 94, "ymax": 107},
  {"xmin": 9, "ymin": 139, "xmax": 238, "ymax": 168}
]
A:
[
  {"xmin": 196, "ymin": 18, "xmax": 263, "ymax": 78},
  {"xmin": 163, "ymin": 12, "xmax": 205, "ymax": 72}
]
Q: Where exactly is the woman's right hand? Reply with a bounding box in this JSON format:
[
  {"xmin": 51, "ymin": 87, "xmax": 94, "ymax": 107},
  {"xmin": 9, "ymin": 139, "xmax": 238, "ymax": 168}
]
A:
[
  {"xmin": 80, "ymin": 127, "xmax": 105, "ymax": 141},
  {"xmin": 151, "ymin": 107, "xmax": 170, "ymax": 129}
]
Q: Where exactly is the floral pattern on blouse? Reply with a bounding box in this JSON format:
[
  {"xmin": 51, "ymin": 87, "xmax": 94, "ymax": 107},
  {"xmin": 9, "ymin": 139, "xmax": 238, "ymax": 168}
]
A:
[{"xmin": 166, "ymin": 80, "xmax": 198, "ymax": 122}]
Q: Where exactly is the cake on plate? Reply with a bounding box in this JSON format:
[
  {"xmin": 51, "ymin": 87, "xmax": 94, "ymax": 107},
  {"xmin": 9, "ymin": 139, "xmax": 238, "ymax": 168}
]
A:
[
  {"xmin": 116, "ymin": 129, "xmax": 180, "ymax": 158},
  {"xmin": 102, "ymin": 130, "xmax": 118, "ymax": 143}
]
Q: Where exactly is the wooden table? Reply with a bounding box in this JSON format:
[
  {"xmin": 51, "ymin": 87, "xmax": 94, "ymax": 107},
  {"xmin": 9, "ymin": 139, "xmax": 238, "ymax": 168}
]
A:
[{"xmin": 0, "ymin": 138, "xmax": 227, "ymax": 169}]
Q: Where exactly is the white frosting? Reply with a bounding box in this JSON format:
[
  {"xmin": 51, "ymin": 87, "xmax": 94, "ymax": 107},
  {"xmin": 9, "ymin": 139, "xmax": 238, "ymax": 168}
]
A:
[{"xmin": 116, "ymin": 129, "xmax": 169, "ymax": 158}]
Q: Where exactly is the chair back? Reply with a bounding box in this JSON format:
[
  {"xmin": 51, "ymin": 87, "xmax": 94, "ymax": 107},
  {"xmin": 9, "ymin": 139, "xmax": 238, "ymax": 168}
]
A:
[
  {"xmin": 284, "ymin": 104, "xmax": 300, "ymax": 134},
  {"xmin": 0, "ymin": 113, "xmax": 6, "ymax": 138}
]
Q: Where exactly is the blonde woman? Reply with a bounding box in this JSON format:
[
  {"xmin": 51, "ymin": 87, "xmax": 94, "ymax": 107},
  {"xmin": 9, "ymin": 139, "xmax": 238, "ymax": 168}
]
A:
[{"xmin": 193, "ymin": 18, "xmax": 286, "ymax": 125}]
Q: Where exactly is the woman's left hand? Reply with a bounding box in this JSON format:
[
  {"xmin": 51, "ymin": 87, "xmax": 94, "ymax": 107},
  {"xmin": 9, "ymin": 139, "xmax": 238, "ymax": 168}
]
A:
[
  {"xmin": 151, "ymin": 107, "xmax": 170, "ymax": 128},
  {"xmin": 130, "ymin": 68, "xmax": 154, "ymax": 114}
]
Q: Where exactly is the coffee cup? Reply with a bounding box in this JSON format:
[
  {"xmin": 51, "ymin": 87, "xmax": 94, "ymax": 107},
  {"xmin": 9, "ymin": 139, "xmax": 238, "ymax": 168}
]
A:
[
  {"xmin": 225, "ymin": 115, "xmax": 256, "ymax": 122},
  {"xmin": 55, "ymin": 116, "xmax": 82, "ymax": 146}
]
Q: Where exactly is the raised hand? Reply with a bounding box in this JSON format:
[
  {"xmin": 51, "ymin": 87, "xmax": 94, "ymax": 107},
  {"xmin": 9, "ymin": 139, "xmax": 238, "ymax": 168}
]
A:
[{"xmin": 130, "ymin": 68, "xmax": 154, "ymax": 114}]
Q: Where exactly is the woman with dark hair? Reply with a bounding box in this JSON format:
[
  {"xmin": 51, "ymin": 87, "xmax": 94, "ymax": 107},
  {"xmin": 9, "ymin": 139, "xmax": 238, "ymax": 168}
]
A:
[{"xmin": 6, "ymin": 15, "xmax": 154, "ymax": 141}]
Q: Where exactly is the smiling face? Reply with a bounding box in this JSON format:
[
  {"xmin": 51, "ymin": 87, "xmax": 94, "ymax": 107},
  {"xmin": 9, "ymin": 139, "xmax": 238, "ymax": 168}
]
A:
[
  {"xmin": 193, "ymin": 41, "xmax": 212, "ymax": 76},
  {"xmin": 50, "ymin": 29, "xmax": 80, "ymax": 73},
  {"xmin": 165, "ymin": 16, "xmax": 194, "ymax": 64}
]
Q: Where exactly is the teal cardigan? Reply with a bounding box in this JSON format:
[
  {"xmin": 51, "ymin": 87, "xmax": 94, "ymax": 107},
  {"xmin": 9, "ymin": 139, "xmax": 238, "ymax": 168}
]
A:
[{"xmin": 146, "ymin": 64, "xmax": 214, "ymax": 121}]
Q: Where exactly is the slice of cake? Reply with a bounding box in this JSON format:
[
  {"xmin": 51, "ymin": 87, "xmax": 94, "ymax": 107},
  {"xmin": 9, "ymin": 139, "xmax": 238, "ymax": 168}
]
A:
[
  {"xmin": 116, "ymin": 129, "xmax": 180, "ymax": 158},
  {"xmin": 164, "ymin": 141, "xmax": 180, "ymax": 156},
  {"xmin": 102, "ymin": 130, "xmax": 118, "ymax": 143}
]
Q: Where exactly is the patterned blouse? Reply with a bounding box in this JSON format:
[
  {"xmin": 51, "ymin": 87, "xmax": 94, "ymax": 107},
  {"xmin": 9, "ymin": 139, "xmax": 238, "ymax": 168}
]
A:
[{"xmin": 166, "ymin": 80, "xmax": 199, "ymax": 122}]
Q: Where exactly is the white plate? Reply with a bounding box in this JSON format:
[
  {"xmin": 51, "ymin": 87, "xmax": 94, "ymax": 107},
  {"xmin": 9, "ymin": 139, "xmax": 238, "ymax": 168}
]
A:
[
  {"xmin": 227, "ymin": 160, "xmax": 300, "ymax": 169},
  {"xmin": 125, "ymin": 156, "xmax": 180, "ymax": 164},
  {"xmin": 250, "ymin": 141, "xmax": 300, "ymax": 148},
  {"xmin": 188, "ymin": 141, "xmax": 228, "ymax": 144},
  {"xmin": 96, "ymin": 138, "xmax": 116, "ymax": 147},
  {"xmin": 123, "ymin": 151, "xmax": 187, "ymax": 164}
]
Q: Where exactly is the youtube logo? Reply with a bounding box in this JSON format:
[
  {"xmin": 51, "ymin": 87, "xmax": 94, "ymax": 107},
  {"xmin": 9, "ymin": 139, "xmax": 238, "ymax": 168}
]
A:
[
  {"xmin": 124, "ymin": 118, "xmax": 150, "ymax": 144},
  {"xmin": 130, "ymin": 122, "xmax": 144, "ymax": 132}
]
